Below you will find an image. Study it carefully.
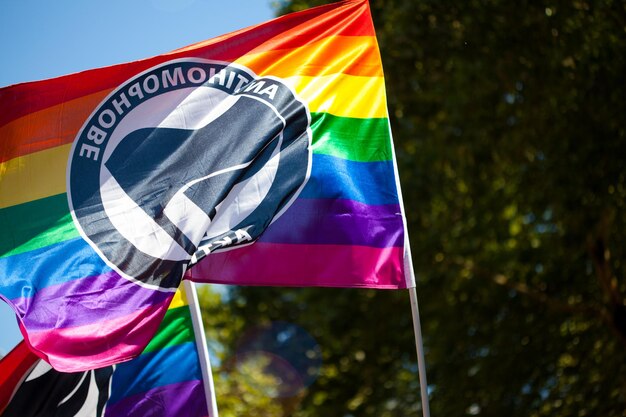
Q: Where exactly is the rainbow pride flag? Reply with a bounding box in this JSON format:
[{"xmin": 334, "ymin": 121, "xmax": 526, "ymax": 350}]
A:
[
  {"xmin": 0, "ymin": 286, "xmax": 209, "ymax": 417},
  {"xmin": 0, "ymin": 0, "xmax": 412, "ymax": 372},
  {"xmin": 105, "ymin": 286, "xmax": 209, "ymax": 416}
]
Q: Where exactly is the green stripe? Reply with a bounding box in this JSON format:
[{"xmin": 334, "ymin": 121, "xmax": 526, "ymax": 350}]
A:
[
  {"xmin": 310, "ymin": 112, "xmax": 392, "ymax": 162},
  {"xmin": 142, "ymin": 305, "xmax": 195, "ymax": 354},
  {"xmin": 0, "ymin": 113, "xmax": 393, "ymax": 257},
  {"xmin": 0, "ymin": 194, "xmax": 78, "ymax": 258}
]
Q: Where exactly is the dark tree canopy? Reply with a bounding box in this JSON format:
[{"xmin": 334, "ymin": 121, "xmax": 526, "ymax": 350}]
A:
[{"xmin": 200, "ymin": 1, "xmax": 626, "ymax": 415}]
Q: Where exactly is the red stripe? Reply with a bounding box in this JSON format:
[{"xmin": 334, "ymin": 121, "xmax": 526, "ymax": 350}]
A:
[
  {"xmin": 0, "ymin": 341, "xmax": 39, "ymax": 414},
  {"xmin": 0, "ymin": 89, "xmax": 111, "ymax": 163},
  {"xmin": 0, "ymin": 0, "xmax": 373, "ymax": 128}
]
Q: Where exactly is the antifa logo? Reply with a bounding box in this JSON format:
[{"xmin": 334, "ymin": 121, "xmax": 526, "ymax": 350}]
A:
[
  {"xmin": 2, "ymin": 361, "xmax": 114, "ymax": 417},
  {"xmin": 68, "ymin": 59, "xmax": 311, "ymax": 290}
]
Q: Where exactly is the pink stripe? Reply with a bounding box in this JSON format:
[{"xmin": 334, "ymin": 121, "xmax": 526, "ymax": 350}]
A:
[
  {"xmin": 186, "ymin": 243, "xmax": 407, "ymax": 289},
  {"xmin": 23, "ymin": 299, "xmax": 171, "ymax": 372}
]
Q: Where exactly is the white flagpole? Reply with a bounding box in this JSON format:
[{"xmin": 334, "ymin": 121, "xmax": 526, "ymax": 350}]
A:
[
  {"xmin": 409, "ymin": 286, "xmax": 431, "ymax": 417},
  {"xmin": 183, "ymin": 280, "xmax": 219, "ymax": 417},
  {"xmin": 385, "ymin": 113, "xmax": 431, "ymax": 415}
]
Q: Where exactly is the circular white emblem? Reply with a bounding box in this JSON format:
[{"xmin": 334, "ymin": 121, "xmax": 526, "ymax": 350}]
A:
[{"xmin": 68, "ymin": 59, "xmax": 311, "ymax": 290}]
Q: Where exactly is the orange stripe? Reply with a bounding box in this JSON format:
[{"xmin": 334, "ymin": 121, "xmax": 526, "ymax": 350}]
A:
[
  {"xmin": 0, "ymin": 90, "xmax": 112, "ymax": 163},
  {"xmin": 236, "ymin": 35, "xmax": 382, "ymax": 78}
]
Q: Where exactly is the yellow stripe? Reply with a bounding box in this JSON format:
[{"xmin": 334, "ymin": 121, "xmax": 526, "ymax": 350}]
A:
[
  {"xmin": 1, "ymin": 74, "xmax": 387, "ymax": 207},
  {"xmin": 0, "ymin": 144, "xmax": 70, "ymax": 209},
  {"xmin": 286, "ymin": 74, "xmax": 387, "ymax": 119},
  {"xmin": 168, "ymin": 287, "xmax": 189, "ymax": 309},
  {"xmin": 235, "ymin": 35, "xmax": 383, "ymax": 78}
]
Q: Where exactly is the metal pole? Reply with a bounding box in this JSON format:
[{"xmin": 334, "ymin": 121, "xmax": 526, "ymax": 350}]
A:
[
  {"xmin": 384, "ymin": 109, "xmax": 431, "ymax": 415},
  {"xmin": 183, "ymin": 280, "xmax": 219, "ymax": 417},
  {"xmin": 409, "ymin": 286, "xmax": 431, "ymax": 417}
]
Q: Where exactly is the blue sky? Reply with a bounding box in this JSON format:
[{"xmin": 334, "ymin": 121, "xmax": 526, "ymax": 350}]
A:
[{"xmin": 0, "ymin": 0, "xmax": 275, "ymax": 355}]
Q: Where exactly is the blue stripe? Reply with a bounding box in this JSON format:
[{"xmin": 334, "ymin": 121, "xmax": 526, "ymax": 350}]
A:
[
  {"xmin": 0, "ymin": 154, "xmax": 399, "ymax": 301},
  {"xmin": 108, "ymin": 342, "xmax": 201, "ymax": 404},
  {"xmin": 0, "ymin": 237, "xmax": 111, "ymax": 301},
  {"xmin": 302, "ymin": 154, "xmax": 400, "ymax": 205}
]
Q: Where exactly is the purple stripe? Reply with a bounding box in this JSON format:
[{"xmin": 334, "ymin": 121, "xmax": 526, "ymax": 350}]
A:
[
  {"xmin": 10, "ymin": 270, "xmax": 174, "ymax": 331},
  {"xmin": 260, "ymin": 198, "xmax": 404, "ymax": 247},
  {"xmin": 104, "ymin": 380, "xmax": 208, "ymax": 417}
]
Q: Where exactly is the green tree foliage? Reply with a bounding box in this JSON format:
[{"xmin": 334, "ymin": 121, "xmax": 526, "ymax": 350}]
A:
[
  {"xmin": 197, "ymin": 286, "xmax": 286, "ymax": 416},
  {"xmin": 201, "ymin": 1, "xmax": 626, "ymax": 415}
]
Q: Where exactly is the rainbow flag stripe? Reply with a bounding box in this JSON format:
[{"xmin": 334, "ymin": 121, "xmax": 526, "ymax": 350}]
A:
[
  {"xmin": 186, "ymin": 1, "xmax": 411, "ymax": 288},
  {"xmin": 105, "ymin": 287, "xmax": 208, "ymax": 417},
  {"xmin": 0, "ymin": 287, "xmax": 208, "ymax": 417},
  {"xmin": 0, "ymin": 0, "xmax": 411, "ymax": 371}
]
